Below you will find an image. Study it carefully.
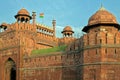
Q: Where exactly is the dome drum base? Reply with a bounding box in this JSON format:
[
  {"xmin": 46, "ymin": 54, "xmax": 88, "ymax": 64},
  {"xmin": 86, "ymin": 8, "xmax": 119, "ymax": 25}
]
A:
[{"xmin": 82, "ymin": 23, "xmax": 120, "ymax": 33}]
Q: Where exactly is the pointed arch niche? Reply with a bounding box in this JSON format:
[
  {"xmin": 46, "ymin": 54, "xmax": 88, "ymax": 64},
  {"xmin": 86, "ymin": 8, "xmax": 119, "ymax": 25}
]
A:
[{"xmin": 4, "ymin": 58, "xmax": 16, "ymax": 80}]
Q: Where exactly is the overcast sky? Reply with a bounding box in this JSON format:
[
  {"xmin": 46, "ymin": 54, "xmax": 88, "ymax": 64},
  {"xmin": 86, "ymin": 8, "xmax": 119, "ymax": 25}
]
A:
[{"xmin": 0, "ymin": 0, "xmax": 120, "ymax": 37}]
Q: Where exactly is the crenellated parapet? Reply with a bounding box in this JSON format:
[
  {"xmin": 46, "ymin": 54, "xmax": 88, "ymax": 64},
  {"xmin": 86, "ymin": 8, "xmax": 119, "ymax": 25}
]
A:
[
  {"xmin": 35, "ymin": 23, "xmax": 58, "ymax": 48},
  {"xmin": 11, "ymin": 22, "xmax": 36, "ymax": 32},
  {"xmin": 82, "ymin": 31, "xmax": 120, "ymax": 47},
  {"xmin": 36, "ymin": 23, "xmax": 53, "ymax": 35},
  {"xmin": 23, "ymin": 52, "xmax": 83, "ymax": 68}
]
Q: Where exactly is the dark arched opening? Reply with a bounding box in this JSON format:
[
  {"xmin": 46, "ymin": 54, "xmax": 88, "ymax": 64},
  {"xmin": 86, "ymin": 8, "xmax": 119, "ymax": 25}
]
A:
[
  {"xmin": 25, "ymin": 18, "xmax": 28, "ymax": 22},
  {"xmin": 10, "ymin": 66, "xmax": 16, "ymax": 80},
  {"xmin": 5, "ymin": 58, "xmax": 16, "ymax": 80},
  {"xmin": 21, "ymin": 17, "xmax": 25, "ymax": 22}
]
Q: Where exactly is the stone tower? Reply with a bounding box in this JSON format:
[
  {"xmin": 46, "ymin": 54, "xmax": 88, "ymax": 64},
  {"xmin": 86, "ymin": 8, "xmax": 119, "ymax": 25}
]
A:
[{"xmin": 82, "ymin": 6, "xmax": 120, "ymax": 80}]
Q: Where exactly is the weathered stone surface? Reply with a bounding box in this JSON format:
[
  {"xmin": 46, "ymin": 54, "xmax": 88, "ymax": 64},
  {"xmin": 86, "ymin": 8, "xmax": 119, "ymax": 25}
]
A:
[{"xmin": 0, "ymin": 7, "xmax": 120, "ymax": 80}]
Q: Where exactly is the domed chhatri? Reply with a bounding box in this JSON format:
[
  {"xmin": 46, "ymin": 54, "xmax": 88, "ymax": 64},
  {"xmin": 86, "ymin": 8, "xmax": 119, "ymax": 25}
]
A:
[
  {"xmin": 17, "ymin": 8, "xmax": 30, "ymax": 16},
  {"xmin": 82, "ymin": 6, "xmax": 120, "ymax": 32},
  {"xmin": 88, "ymin": 6, "xmax": 117, "ymax": 26},
  {"xmin": 0, "ymin": 22, "xmax": 8, "ymax": 30},
  {"xmin": 15, "ymin": 8, "xmax": 32, "ymax": 23},
  {"xmin": 62, "ymin": 26, "xmax": 74, "ymax": 37}
]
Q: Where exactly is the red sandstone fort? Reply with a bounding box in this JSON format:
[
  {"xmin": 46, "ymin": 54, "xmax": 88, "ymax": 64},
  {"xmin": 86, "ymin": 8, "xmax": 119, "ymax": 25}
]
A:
[{"xmin": 0, "ymin": 6, "xmax": 120, "ymax": 80}]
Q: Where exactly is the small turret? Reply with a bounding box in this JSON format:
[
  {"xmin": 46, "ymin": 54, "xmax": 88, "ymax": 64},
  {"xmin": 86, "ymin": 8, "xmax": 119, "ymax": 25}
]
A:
[
  {"xmin": 0, "ymin": 23, "xmax": 8, "ymax": 32},
  {"xmin": 61, "ymin": 26, "xmax": 74, "ymax": 37},
  {"xmin": 52, "ymin": 19, "xmax": 56, "ymax": 37},
  {"xmin": 32, "ymin": 11, "xmax": 36, "ymax": 24}
]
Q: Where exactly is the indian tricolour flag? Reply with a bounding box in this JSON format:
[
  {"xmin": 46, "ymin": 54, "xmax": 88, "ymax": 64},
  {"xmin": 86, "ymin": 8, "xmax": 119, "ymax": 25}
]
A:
[{"xmin": 40, "ymin": 13, "xmax": 44, "ymax": 18}]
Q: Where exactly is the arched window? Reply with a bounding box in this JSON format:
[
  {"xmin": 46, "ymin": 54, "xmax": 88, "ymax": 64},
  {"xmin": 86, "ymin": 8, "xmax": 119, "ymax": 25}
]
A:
[
  {"xmin": 21, "ymin": 17, "xmax": 25, "ymax": 22},
  {"xmin": 26, "ymin": 18, "xmax": 28, "ymax": 22}
]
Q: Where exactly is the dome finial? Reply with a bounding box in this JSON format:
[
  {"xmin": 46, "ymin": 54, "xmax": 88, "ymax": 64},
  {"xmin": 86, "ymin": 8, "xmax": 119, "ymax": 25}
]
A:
[{"xmin": 99, "ymin": 3, "xmax": 105, "ymax": 10}]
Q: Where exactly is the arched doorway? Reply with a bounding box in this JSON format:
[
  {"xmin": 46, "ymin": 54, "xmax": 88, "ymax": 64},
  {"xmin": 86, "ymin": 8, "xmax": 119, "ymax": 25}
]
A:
[{"xmin": 5, "ymin": 58, "xmax": 16, "ymax": 80}]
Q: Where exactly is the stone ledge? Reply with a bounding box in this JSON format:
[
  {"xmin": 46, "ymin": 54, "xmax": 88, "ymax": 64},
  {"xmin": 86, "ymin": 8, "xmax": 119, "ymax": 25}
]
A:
[
  {"xmin": 81, "ymin": 44, "xmax": 120, "ymax": 50},
  {"xmin": 20, "ymin": 62, "xmax": 120, "ymax": 70}
]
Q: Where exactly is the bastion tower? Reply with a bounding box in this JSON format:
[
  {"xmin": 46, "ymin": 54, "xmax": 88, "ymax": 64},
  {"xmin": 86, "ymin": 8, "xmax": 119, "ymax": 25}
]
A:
[
  {"xmin": 82, "ymin": 6, "xmax": 120, "ymax": 80},
  {"xmin": 0, "ymin": 8, "xmax": 58, "ymax": 80}
]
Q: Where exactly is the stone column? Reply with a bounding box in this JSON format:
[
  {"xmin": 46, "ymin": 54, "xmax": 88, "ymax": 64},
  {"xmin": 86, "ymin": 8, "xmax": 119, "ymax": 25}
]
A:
[{"xmin": 32, "ymin": 12, "xmax": 36, "ymax": 24}]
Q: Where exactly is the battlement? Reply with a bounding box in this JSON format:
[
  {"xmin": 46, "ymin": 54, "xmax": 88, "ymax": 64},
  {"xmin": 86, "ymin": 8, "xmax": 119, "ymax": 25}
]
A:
[
  {"xmin": 83, "ymin": 32, "xmax": 120, "ymax": 46},
  {"xmin": 23, "ymin": 52, "xmax": 82, "ymax": 68},
  {"xmin": 36, "ymin": 23, "xmax": 54, "ymax": 37},
  {"xmin": 11, "ymin": 22, "xmax": 36, "ymax": 32},
  {"xmin": 36, "ymin": 23, "xmax": 53, "ymax": 30}
]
